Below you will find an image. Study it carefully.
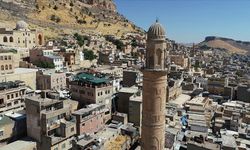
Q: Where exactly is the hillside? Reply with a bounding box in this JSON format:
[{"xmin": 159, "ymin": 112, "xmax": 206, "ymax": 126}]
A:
[
  {"xmin": 0, "ymin": 0, "xmax": 143, "ymax": 39},
  {"xmin": 199, "ymin": 36, "xmax": 250, "ymax": 55}
]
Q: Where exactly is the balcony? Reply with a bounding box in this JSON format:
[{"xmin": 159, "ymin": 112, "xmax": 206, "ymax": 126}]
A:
[{"xmin": 43, "ymin": 119, "xmax": 76, "ymax": 145}]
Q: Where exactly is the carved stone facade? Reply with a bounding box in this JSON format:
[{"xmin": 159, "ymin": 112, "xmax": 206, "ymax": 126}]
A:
[
  {"xmin": 141, "ymin": 20, "xmax": 168, "ymax": 150},
  {"xmin": 141, "ymin": 71, "xmax": 167, "ymax": 150}
]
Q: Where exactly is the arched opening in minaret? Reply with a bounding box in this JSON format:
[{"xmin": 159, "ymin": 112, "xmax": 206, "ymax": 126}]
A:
[
  {"xmin": 156, "ymin": 49, "xmax": 162, "ymax": 66},
  {"xmin": 149, "ymin": 55, "xmax": 154, "ymax": 68}
]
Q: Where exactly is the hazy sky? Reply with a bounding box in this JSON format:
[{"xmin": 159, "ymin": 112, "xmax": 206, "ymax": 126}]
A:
[{"xmin": 115, "ymin": 0, "xmax": 250, "ymax": 43}]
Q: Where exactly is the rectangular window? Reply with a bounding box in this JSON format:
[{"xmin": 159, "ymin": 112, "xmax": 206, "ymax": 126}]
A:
[
  {"xmin": 0, "ymin": 99, "xmax": 4, "ymax": 105},
  {"xmin": 0, "ymin": 131, "xmax": 3, "ymax": 136},
  {"xmin": 71, "ymin": 127, "xmax": 74, "ymax": 132}
]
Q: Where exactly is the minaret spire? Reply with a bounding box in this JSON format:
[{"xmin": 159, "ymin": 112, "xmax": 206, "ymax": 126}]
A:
[{"xmin": 141, "ymin": 20, "xmax": 168, "ymax": 150}]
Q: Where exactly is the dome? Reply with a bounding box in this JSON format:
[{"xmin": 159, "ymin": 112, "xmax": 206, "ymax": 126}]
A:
[
  {"xmin": 147, "ymin": 20, "xmax": 166, "ymax": 40},
  {"xmin": 16, "ymin": 21, "xmax": 29, "ymax": 30}
]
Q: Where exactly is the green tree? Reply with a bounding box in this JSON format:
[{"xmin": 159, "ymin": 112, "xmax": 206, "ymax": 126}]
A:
[
  {"xmin": 53, "ymin": 5, "xmax": 58, "ymax": 10},
  {"xmin": 74, "ymin": 33, "xmax": 89, "ymax": 47},
  {"xmin": 36, "ymin": 61, "xmax": 55, "ymax": 68},
  {"xmin": 131, "ymin": 39, "xmax": 139, "ymax": 48},
  {"xmin": 83, "ymin": 49, "xmax": 97, "ymax": 61}
]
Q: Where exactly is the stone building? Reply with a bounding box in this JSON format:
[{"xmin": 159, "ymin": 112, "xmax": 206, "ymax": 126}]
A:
[
  {"xmin": 60, "ymin": 51, "xmax": 80, "ymax": 71},
  {"xmin": 36, "ymin": 69, "xmax": 66, "ymax": 91},
  {"xmin": 207, "ymin": 78, "xmax": 225, "ymax": 95},
  {"xmin": 237, "ymin": 84, "xmax": 250, "ymax": 102},
  {"xmin": 0, "ymin": 81, "xmax": 27, "ymax": 114},
  {"xmin": 123, "ymin": 69, "xmax": 142, "ymax": 87},
  {"xmin": 25, "ymin": 91, "xmax": 76, "ymax": 150},
  {"xmin": 70, "ymin": 72, "xmax": 112, "ymax": 120},
  {"xmin": 0, "ymin": 115, "xmax": 15, "ymax": 142},
  {"xmin": 30, "ymin": 48, "xmax": 65, "ymax": 71},
  {"xmin": 73, "ymin": 104, "xmax": 106, "ymax": 135},
  {"xmin": 117, "ymin": 86, "xmax": 138, "ymax": 114},
  {"xmin": 0, "ymin": 68, "xmax": 37, "ymax": 90},
  {"xmin": 141, "ymin": 20, "xmax": 168, "ymax": 150},
  {"xmin": 129, "ymin": 93, "xmax": 142, "ymax": 129},
  {"xmin": 98, "ymin": 50, "xmax": 114, "ymax": 65},
  {"xmin": 0, "ymin": 52, "xmax": 14, "ymax": 75},
  {"xmin": 185, "ymin": 97, "xmax": 213, "ymax": 130},
  {"xmin": 170, "ymin": 55, "xmax": 189, "ymax": 69},
  {"xmin": 0, "ymin": 21, "xmax": 44, "ymax": 49}
]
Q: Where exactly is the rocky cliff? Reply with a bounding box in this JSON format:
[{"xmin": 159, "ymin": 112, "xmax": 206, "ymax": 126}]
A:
[{"xmin": 0, "ymin": 0, "xmax": 142, "ymax": 38}]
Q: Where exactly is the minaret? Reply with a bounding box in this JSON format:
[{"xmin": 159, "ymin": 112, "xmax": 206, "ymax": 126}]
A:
[{"xmin": 141, "ymin": 20, "xmax": 168, "ymax": 150}]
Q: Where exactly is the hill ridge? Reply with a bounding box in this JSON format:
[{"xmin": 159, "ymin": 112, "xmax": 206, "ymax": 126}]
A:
[{"xmin": 199, "ymin": 36, "xmax": 250, "ymax": 55}]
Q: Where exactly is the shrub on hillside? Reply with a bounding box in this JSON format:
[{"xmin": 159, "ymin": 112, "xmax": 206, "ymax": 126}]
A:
[{"xmin": 51, "ymin": 15, "xmax": 61, "ymax": 23}]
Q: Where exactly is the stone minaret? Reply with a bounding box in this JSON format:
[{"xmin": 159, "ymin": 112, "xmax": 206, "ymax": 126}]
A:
[{"xmin": 141, "ymin": 20, "xmax": 168, "ymax": 150}]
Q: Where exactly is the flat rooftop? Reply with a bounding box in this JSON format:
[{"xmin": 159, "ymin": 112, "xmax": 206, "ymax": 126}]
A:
[
  {"xmin": 74, "ymin": 72, "xmax": 109, "ymax": 85},
  {"xmin": 119, "ymin": 86, "xmax": 138, "ymax": 94},
  {"xmin": 38, "ymin": 69, "xmax": 65, "ymax": 75},
  {"xmin": 26, "ymin": 95, "xmax": 61, "ymax": 106},
  {"xmin": 0, "ymin": 138, "xmax": 36, "ymax": 150},
  {"xmin": 130, "ymin": 94, "xmax": 142, "ymax": 102},
  {"xmin": 222, "ymin": 135, "xmax": 237, "ymax": 148},
  {"xmin": 73, "ymin": 104, "xmax": 105, "ymax": 115},
  {"xmin": 223, "ymin": 101, "xmax": 243, "ymax": 108},
  {"xmin": 0, "ymin": 116, "xmax": 14, "ymax": 127},
  {"xmin": 45, "ymin": 55, "xmax": 63, "ymax": 59},
  {"xmin": 0, "ymin": 81, "xmax": 25, "ymax": 91},
  {"xmin": 96, "ymin": 127, "xmax": 119, "ymax": 142},
  {"xmin": 169, "ymin": 94, "xmax": 191, "ymax": 107},
  {"xmin": 13, "ymin": 68, "xmax": 38, "ymax": 74},
  {"xmin": 186, "ymin": 97, "xmax": 208, "ymax": 105},
  {"xmin": 5, "ymin": 111, "xmax": 26, "ymax": 120}
]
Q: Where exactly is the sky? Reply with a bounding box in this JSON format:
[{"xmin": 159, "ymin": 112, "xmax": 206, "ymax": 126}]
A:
[{"xmin": 115, "ymin": 0, "xmax": 250, "ymax": 43}]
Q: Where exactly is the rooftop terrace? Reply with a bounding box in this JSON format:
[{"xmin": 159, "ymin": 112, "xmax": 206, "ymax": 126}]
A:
[
  {"xmin": 74, "ymin": 72, "xmax": 109, "ymax": 85},
  {"xmin": 0, "ymin": 81, "xmax": 25, "ymax": 91}
]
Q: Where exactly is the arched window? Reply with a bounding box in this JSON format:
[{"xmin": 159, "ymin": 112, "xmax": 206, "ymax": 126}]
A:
[
  {"xmin": 5, "ymin": 65, "xmax": 8, "ymax": 70},
  {"xmin": 38, "ymin": 34, "xmax": 43, "ymax": 45},
  {"xmin": 3, "ymin": 36, "xmax": 8, "ymax": 42},
  {"xmin": 157, "ymin": 49, "xmax": 162, "ymax": 66},
  {"xmin": 1, "ymin": 65, "xmax": 4, "ymax": 70},
  {"xmin": 9, "ymin": 65, "xmax": 12, "ymax": 70},
  {"xmin": 9, "ymin": 37, "xmax": 14, "ymax": 42},
  {"xmin": 0, "ymin": 56, "xmax": 3, "ymax": 60}
]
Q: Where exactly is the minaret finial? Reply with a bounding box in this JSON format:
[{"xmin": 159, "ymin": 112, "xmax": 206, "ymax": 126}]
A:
[{"xmin": 156, "ymin": 17, "xmax": 159, "ymax": 23}]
